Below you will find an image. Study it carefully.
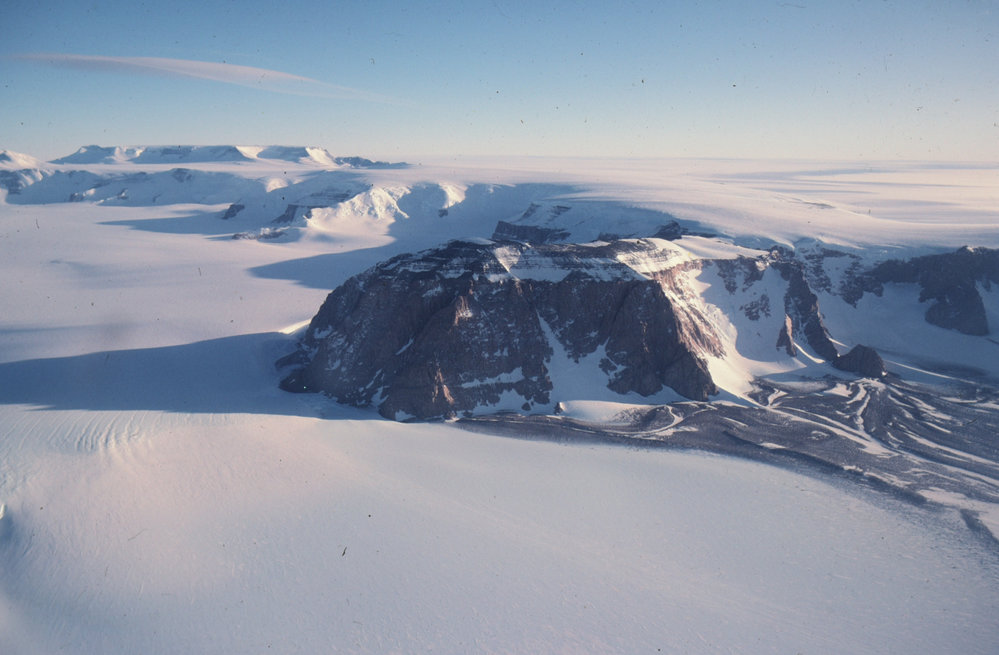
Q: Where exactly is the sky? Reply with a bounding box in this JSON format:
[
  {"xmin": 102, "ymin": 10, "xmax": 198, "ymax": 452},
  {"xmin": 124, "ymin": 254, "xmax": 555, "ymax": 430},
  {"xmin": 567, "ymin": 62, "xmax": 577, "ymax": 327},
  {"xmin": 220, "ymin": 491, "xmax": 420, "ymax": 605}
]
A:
[{"xmin": 1, "ymin": 0, "xmax": 996, "ymax": 161}]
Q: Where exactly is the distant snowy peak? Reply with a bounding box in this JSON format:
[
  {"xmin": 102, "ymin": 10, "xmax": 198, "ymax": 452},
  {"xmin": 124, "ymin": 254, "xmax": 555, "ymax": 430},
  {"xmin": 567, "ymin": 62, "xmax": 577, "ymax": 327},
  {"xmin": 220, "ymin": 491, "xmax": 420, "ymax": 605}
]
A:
[
  {"xmin": 0, "ymin": 149, "xmax": 43, "ymax": 169},
  {"xmin": 50, "ymin": 145, "xmax": 407, "ymax": 168},
  {"xmin": 0, "ymin": 150, "xmax": 47, "ymax": 195}
]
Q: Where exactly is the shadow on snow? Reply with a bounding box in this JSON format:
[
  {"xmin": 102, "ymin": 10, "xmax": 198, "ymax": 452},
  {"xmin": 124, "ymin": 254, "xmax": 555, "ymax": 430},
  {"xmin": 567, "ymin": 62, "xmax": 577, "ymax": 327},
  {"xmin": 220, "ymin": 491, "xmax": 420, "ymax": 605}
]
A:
[{"xmin": 0, "ymin": 332, "xmax": 323, "ymax": 417}]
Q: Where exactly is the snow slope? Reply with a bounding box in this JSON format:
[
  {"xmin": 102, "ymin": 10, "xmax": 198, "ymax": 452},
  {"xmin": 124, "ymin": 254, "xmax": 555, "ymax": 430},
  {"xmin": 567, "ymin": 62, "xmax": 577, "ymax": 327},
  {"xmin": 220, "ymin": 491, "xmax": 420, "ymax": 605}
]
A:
[{"xmin": 1, "ymin": 150, "xmax": 998, "ymax": 654}]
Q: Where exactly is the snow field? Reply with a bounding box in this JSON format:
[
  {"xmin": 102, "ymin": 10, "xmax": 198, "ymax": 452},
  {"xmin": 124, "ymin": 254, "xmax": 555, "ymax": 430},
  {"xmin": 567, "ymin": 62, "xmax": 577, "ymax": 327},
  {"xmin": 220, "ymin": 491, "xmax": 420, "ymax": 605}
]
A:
[
  {"xmin": 3, "ymin": 407, "xmax": 998, "ymax": 654},
  {"xmin": 2, "ymin": 152, "xmax": 999, "ymax": 653}
]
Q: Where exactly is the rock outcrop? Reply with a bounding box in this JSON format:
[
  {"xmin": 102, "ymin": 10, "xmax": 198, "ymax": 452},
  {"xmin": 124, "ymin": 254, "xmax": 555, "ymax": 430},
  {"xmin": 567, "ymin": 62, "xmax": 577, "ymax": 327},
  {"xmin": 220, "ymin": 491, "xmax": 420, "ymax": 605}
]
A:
[
  {"xmin": 776, "ymin": 314, "xmax": 796, "ymax": 356},
  {"xmin": 817, "ymin": 246, "xmax": 998, "ymax": 337},
  {"xmin": 491, "ymin": 220, "xmax": 570, "ymax": 244},
  {"xmin": 870, "ymin": 247, "xmax": 998, "ymax": 336},
  {"xmin": 834, "ymin": 345, "xmax": 887, "ymax": 378}
]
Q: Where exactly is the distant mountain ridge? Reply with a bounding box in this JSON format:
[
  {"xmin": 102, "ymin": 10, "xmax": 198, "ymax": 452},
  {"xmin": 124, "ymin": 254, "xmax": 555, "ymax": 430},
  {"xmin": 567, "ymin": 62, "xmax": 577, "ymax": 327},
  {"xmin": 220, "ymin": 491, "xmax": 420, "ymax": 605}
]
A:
[{"xmin": 48, "ymin": 144, "xmax": 407, "ymax": 168}]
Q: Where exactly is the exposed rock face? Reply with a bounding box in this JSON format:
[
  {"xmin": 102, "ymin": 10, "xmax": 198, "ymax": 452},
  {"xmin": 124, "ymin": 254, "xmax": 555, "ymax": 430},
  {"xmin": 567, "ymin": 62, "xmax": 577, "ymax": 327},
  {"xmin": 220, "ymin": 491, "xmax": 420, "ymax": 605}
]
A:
[
  {"xmin": 817, "ymin": 246, "xmax": 998, "ymax": 336},
  {"xmin": 221, "ymin": 203, "xmax": 245, "ymax": 219},
  {"xmin": 709, "ymin": 251, "xmax": 840, "ymax": 362},
  {"xmin": 491, "ymin": 220, "xmax": 570, "ymax": 244},
  {"xmin": 279, "ymin": 238, "xmax": 722, "ymax": 420},
  {"xmin": 773, "ymin": 259, "xmax": 840, "ymax": 361},
  {"xmin": 776, "ymin": 314, "xmax": 796, "ymax": 356},
  {"xmin": 923, "ymin": 281, "xmax": 988, "ymax": 336},
  {"xmin": 650, "ymin": 220, "xmax": 688, "ymax": 241},
  {"xmin": 874, "ymin": 247, "xmax": 998, "ymax": 336},
  {"xmin": 834, "ymin": 345, "xmax": 887, "ymax": 378},
  {"xmin": 770, "ymin": 244, "xmax": 999, "ymax": 342}
]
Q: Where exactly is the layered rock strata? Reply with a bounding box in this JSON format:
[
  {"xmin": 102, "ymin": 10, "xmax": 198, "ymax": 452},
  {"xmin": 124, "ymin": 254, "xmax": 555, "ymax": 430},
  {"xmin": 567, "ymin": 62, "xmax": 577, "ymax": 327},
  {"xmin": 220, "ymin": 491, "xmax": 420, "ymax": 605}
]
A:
[{"xmin": 279, "ymin": 238, "xmax": 725, "ymax": 419}]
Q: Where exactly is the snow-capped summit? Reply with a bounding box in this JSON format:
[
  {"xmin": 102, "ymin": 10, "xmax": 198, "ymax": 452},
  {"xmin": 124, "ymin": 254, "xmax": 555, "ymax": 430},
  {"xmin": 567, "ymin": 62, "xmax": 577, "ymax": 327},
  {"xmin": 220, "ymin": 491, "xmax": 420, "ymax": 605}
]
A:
[{"xmin": 0, "ymin": 149, "xmax": 43, "ymax": 169}]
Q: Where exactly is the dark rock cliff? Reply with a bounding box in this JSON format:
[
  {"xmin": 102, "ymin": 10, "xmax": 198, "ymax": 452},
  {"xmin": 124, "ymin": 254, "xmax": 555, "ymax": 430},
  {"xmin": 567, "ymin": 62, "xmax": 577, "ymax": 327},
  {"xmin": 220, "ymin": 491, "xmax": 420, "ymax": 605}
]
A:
[
  {"xmin": 774, "ymin": 259, "xmax": 840, "ymax": 361},
  {"xmin": 491, "ymin": 220, "xmax": 570, "ymax": 244},
  {"xmin": 869, "ymin": 247, "xmax": 998, "ymax": 336},
  {"xmin": 279, "ymin": 239, "xmax": 721, "ymax": 420}
]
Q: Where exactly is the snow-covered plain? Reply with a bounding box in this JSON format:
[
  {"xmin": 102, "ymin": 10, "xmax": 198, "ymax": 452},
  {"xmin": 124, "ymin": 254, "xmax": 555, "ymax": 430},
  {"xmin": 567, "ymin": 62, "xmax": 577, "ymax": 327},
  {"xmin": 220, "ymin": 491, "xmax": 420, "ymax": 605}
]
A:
[{"xmin": 1, "ymin": 149, "xmax": 998, "ymax": 654}]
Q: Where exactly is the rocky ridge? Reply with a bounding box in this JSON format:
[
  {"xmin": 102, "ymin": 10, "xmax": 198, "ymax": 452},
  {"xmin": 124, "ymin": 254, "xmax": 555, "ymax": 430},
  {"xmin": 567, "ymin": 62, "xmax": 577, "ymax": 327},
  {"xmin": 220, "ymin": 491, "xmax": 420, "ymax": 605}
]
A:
[{"xmin": 280, "ymin": 229, "xmax": 998, "ymax": 420}]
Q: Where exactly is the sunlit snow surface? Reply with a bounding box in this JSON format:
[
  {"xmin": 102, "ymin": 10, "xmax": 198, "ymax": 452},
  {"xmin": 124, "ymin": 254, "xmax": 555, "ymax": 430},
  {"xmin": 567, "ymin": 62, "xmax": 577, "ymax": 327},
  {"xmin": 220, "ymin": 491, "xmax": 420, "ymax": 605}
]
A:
[{"xmin": 1, "ymin": 152, "xmax": 998, "ymax": 654}]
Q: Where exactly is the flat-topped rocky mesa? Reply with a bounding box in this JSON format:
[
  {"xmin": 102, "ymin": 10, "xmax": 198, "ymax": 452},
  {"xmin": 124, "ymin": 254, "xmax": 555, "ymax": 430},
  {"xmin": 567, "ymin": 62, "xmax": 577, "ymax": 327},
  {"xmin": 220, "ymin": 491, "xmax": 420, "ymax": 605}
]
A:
[
  {"xmin": 278, "ymin": 237, "xmax": 873, "ymax": 420},
  {"xmin": 279, "ymin": 238, "xmax": 723, "ymax": 419}
]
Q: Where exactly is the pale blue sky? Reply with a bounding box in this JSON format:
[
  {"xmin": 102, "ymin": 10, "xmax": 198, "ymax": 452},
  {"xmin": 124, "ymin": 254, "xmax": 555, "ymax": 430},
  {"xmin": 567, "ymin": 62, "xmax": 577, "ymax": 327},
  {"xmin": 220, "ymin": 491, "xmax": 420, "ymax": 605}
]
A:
[{"xmin": 2, "ymin": 0, "xmax": 996, "ymax": 161}]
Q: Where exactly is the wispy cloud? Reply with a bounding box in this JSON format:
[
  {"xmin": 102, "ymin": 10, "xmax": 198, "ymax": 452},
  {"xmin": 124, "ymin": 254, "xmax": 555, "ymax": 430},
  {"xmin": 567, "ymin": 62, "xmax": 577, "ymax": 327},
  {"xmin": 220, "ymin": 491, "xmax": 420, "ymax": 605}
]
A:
[{"xmin": 14, "ymin": 53, "xmax": 398, "ymax": 104}]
